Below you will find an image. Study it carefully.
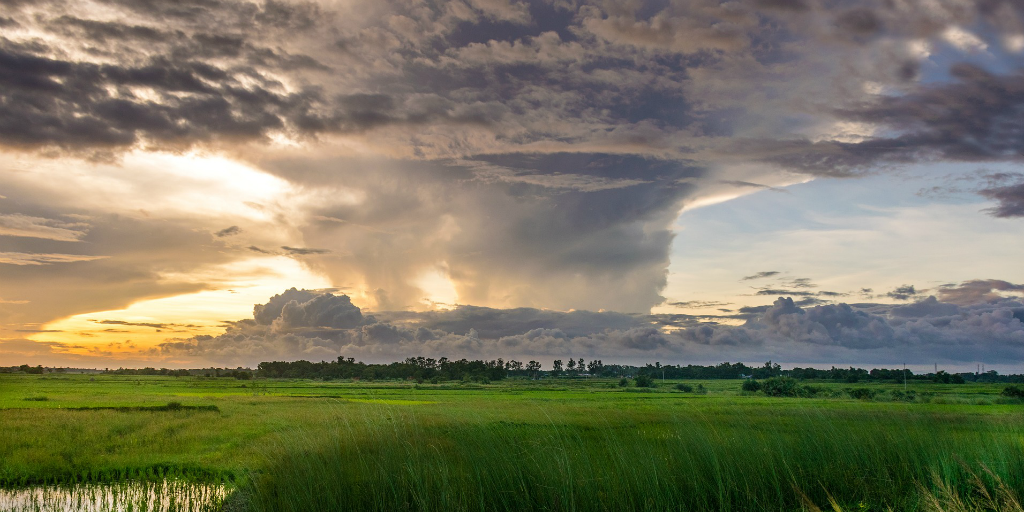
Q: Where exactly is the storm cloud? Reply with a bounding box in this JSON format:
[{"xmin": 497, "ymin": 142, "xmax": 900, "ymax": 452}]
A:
[{"xmin": 4, "ymin": 0, "xmax": 1024, "ymax": 368}]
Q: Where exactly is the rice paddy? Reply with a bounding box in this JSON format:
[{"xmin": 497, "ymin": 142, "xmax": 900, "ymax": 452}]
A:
[{"xmin": 1, "ymin": 374, "xmax": 1022, "ymax": 511}]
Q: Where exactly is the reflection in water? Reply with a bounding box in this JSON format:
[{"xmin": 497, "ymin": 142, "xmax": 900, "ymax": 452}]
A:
[{"xmin": 0, "ymin": 480, "xmax": 227, "ymax": 512}]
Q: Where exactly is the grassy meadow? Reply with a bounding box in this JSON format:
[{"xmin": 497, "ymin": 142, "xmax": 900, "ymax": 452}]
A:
[{"xmin": 1, "ymin": 374, "xmax": 1023, "ymax": 511}]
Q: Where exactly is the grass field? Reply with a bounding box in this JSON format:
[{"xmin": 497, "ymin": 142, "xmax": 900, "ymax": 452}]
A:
[{"xmin": 1, "ymin": 374, "xmax": 1023, "ymax": 511}]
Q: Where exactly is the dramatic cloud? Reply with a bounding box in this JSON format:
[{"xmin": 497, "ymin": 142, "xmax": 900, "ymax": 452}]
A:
[
  {"xmin": 161, "ymin": 288, "xmax": 1024, "ymax": 367},
  {"xmin": 4, "ymin": 0, "xmax": 1024, "ymax": 369}
]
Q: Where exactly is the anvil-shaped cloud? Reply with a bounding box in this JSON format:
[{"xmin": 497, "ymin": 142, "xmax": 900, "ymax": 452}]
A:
[{"xmin": 3, "ymin": 0, "xmax": 1024, "ymax": 368}]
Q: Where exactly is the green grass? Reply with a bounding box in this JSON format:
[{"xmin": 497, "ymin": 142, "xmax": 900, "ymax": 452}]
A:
[{"xmin": 1, "ymin": 374, "xmax": 1023, "ymax": 511}]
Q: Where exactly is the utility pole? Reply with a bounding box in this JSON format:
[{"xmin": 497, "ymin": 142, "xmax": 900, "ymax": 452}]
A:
[{"xmin": 903, "ymin": 363, "xmax": 907, "ymax": 392}]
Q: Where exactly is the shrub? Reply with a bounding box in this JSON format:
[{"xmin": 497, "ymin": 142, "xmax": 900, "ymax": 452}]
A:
[
  {"xmin": 23, "ymin": 396, "xmax": 48, "ymax": 401},
  {"xmin": 675, "ymin": 383, "xmax": 693, "ymax": 392},
  {"xmin": 891, "ymin": 390, "xmax": 917, "ymax": 402},
  {"xmin": 618, "ymin": 378, "xmax": 629, "ymax": 387},
  {"xmin": 761, "ymin": 377, "xmax": 799, "ymax": 397},
  {"xmin": 694, "ymin": 384, "xmax": 708, "ymax": 395},
  {"xmin": 165, "ymin": 401, "xmax": 183, "ymax": 411},
  {"xmin": 741, "ymin": 379, "xmax": 761, "ymax": 392},
  {"xmin": 1001, "ymin": 385, "xmax": 1024, "ymax": 398},
  {"xmin": 848, "ymin": 388, "xmax": 876, "ymax": 400},
  {"xmin": 634, "ymin": 375, "xmax": 656, "ymax": 388}
]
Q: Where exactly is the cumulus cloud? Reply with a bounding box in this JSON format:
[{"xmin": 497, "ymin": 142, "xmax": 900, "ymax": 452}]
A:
[
  {"xmin": 161, "ymin": 288, "xmax": 1024, "ymax": 367},
  {"xmin": 673, "ymin": 295, "xmax": 1024, "ymax": 364}
]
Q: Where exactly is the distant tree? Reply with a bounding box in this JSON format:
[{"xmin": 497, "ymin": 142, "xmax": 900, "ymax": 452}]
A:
[
  {"xmin": 567, "ymin": 359, "xmax": 576, "ymax": 372},
  {"xmin": 526, "ymin": 360, "xmax": 542, "ymax": 379},
  {"xmin": 552, "ymin": 360, "xmax": 563, "ymax": 375},
  {"xmin": 635, "ymin": 374, "xmax": 655, "ymax": 388}
]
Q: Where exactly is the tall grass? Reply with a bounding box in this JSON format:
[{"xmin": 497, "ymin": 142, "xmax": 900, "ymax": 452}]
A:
[
  {"xmin": 0, "ymin": 480, "xmax": 226, "ymax": 512},
  {"xmin": 238, "ymin": 402, "xmax": 1024, "ymax": 511}
]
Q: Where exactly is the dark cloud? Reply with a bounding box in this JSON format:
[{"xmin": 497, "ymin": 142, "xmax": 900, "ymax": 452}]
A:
[
  {"xmin": 373, "ymin": 304, "xmax": 645, "ymax": 339},
  {"xmin": 215, "ymin": 225, "xmax": 241, "ymax": 237},
  {"xmin": 937, "ymin": 280, "xmax": 1024, "ymax": 305},
  {"xmin": 833, "ymin": 8, "xmax": 883, "ymax": 37},
  {"xmin": 742, "ymin": 271, "xmax": 780, "ymax": 281},
  {"xmin": 280, "ymin": 246, "xmax": 330, "ymax": 255},
  {"xmin": 979, "ymin": 182, "xmax": 1024, "ymax": 218},
  {"xmin": 886, "ymin": 285, "xmax": 918, "ymax": 301},
  {"xmin": 753, "ymin": 0, "xmax": 809, "ymax": 12},
  {"xmin": 89, "ymin": 319, "xmax": 200, "ymax": 329},
  {"xmin": 667, "ymin": 300, "xmax": 732, "ymax": 309},
  {"xmin": 756, "ymin": 289, "xmax": 816, "ymax": 297}
]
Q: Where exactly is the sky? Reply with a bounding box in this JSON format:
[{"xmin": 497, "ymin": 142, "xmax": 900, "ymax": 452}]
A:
[{"xmin": 1, "ymin": 0, "xmax": 1023, "ymax": 372}]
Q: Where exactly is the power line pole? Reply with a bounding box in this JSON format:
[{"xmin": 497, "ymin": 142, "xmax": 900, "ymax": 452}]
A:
[{"xmin": 903, "ymin": 363, "xmax": 907, "ymax": 392}]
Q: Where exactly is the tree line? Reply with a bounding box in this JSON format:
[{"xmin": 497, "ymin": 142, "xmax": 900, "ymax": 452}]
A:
[{"xmin": 4, "ymin": 359, "xmax": 1022, "ymax": 383}]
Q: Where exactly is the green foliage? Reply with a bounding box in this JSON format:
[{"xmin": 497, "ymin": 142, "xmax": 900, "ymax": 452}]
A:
[
  {"xmin": 634, "ymin": 374, "xmax": 655, "ymax": 388},
  {"xmin": 1001, "ymin": 385, "xmax": 1024, "ymax": 398},
  {"xmin": 3, "ymin": 374, "xmax": 1024, "ymax": 512},
  {"xmin": 760, "ymin": 376, "xmax": 799, "ymax": 397},
  {"xmin": 694, "ymin": 383, "xmax": 708, "ymax": 395},
  {"xmin": 618, "ymin": 378, "xmax": 629, "ymax": 387},
  {"xmin": 238, "ymin": 396, "xmax": 1024, "ymax": 512},
  {"xmin": 675, "ymin": 383, "xmax": 693, "ymax": 392},
  {"xmin": 848, "ymin": 388, "xmax": 877, "ymax": 400},
  {"xmin": 741, "ymin": 379, "xmax": 761, "ymax": 392}
]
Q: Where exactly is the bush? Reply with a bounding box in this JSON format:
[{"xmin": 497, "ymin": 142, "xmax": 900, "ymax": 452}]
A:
[
  {"xmin": 618, "ymin": 378, "xmax": 629, "ymax": 387},
  {"xmin": 675, "ymin": 383, "xmax": 693, "ymax": 392},
  {"xmin": 761, "ymin": 377, "xmax": 799, "ymax": 397},
  {"xmin": 741, "ymin": 379, "xmax": 761, "ymax": 392},
  {"xmin": 848, "ymin": 388, "xmax": 877, "ymax": 400},
  {"xmin": 1001, "ymin": 385, "xmax": 1024, "ymax": 398},
  {"xmin": 694, "ymin": 384, "xmax": 708, "ymax": 395},
  {"xmin": 891, "ymin": 390, "xmax": 917, "ymax": 402},
  {"xmin": 634, "ymin": 375, "xmax": 656, "ymax": 388}
]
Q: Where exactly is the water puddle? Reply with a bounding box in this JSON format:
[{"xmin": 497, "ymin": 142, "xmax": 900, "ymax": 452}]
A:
[{"xmin": 0, "ymin": 480, "xmax": 228, "ymax": 512}]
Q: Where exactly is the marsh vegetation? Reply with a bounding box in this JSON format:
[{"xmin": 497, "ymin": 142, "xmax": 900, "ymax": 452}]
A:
[{"xmin": 1, "ymin": 374, "xmax": 1023, "ymax": 511}]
